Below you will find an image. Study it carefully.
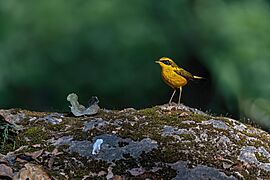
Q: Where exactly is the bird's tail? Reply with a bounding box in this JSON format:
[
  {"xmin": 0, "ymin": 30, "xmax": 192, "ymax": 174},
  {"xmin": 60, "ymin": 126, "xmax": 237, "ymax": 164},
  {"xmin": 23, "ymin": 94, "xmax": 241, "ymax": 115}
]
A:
[{"xmin": 193, "ymin": 75, "xmax": 205, "ymax": 80}]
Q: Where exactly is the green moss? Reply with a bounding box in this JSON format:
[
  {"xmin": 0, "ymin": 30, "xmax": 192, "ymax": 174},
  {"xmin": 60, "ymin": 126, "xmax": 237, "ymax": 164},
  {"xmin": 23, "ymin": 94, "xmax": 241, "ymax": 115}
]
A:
[
  {"xmin": 139, "ymin": 148, "xmax": 189, "ymax": 169},
  {"xmin": 57, "ymin": 144, "xmax": 70, "ymax": 152},
  {"xmin": 45, "ymin": 121, "xmax": 68, "ymax": 132},
  {"xmin": 241, "ymin": 130, "xmax": 259, "ymax": 138},
  {"xmin": 118, "ymin": 129, "xmax": 144, "ymax": 141},
  {"xmin": 137, "ymin": 107, "xmax": 158, "ymax": 116},
  {"xmin": 250, "ymin": 140, "xmax": 265, "ymax": 148},
  {"xmin": 137, "ymin": 106, "xmax": 210, "ymax": 128},
  {"xmin": 139, "ymin": 150, "xmax": 161, "ymax": 170},
  {"xmin": 233, "ymin": 135, "xmax": 246, "ymax": 146},
  {"xmin": 255, "ymin": 152, "xmax": 270, "ymax": 163},
  {"xmin": 25, "ymin": 127, "xmax": 41, "ymax": 136},
  {"xmin": 177, "ymin": 122, "xmax": 198, "ymax": 129},
  {"xmin": 4, "ymin": 106, "xmax": 269, "ymax": 179},
  {"xmin": 179, "ymin": 134, "xmax": 195, "ymax": 141},
  {"xmin": 23, "ymin": 126, "xmax": 49, "ymax": 144},
  {"xmin": 50, "ymin": 152, "xmax": 109, "ymax": 179},
  {"xmin": 259, "ymin": 169, "xmax": 270, "ymax": 179},
  {"xmin": 157, "ymin": 166, "xmax": 177, "ymax": 180},
  {"xmin": 180, "ymin": 113, "xmax": 210, "ymax": 123},
  {"xmin": 72, "ymin": 130, "xmax": 90, "ymax": 141},
  {"xmin": 158, "ymin": 148, "xmax": 182, "ymax": 163},
  {"xmin": 113, "ymin": 154, "xmax": 138, "ymax": 175},
  {"xmin": 1, "ymin": 143, "xmax": 16, "ymax": 154},
  {"xmin": 216, "ymin": 117, "xmax": 234, "ymax": 127}
]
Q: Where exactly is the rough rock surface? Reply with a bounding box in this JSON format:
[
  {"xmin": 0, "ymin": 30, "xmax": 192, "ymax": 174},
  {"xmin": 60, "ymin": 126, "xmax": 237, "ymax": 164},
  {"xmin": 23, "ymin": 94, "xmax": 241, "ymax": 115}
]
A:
[{"xmin": 1, "ymin": 104, "xmax": 270, "ymax": 179}]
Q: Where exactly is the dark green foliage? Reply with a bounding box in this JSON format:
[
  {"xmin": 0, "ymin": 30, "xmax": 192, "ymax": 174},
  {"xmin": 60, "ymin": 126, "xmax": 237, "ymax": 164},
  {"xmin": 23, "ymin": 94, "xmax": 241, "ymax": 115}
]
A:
[
  {"xmin": 0, "ymin": 116, "xmax": 17, "ymax": 150},
  {"xmin": 0, "ymin": 0, "xmax": 269, "ymax": 129}
]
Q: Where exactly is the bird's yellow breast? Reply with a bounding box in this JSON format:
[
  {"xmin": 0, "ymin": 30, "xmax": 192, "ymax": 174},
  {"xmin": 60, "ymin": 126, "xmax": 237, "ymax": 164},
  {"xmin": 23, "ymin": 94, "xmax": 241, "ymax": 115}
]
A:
[{"xmin": 161, "ymin": 68, "xmax": 187, "ymax": 89}]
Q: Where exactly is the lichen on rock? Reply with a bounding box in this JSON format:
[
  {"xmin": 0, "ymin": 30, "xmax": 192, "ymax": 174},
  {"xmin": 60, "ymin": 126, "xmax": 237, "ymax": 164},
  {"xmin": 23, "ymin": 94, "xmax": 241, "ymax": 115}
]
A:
[{"xmin": 1, "ymin": 103, "xmax": 270, "ymax": 179}]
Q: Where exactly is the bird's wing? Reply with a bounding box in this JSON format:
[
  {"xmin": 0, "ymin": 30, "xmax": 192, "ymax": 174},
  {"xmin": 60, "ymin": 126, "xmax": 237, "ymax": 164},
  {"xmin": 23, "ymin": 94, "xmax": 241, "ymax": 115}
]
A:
[{"xmin": 174, "ymin": 68, "xmax": 194, "ymax": 80}]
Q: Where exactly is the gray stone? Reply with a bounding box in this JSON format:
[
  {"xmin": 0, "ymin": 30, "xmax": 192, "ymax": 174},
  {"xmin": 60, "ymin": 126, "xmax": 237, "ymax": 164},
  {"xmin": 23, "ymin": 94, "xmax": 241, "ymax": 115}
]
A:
[
  {"xmin": 169, "ymin": 161, "xmax": 236, "ymax": 180},
  {"xmin": 202, "ymin": 119, "xmax": 228, "ymax": 130}
]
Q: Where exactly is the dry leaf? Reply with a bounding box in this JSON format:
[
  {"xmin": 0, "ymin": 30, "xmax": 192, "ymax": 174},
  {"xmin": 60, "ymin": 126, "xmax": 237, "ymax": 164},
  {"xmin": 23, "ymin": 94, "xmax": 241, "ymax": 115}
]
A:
[
  {"xmin": 14, "ymin": 145, "xmax": 28, "ymax": 152},
  {"xmin": 32, "ymin": 144, "xmax": 41, "ymax": 148},
  {"xmin": 47, "ymin": 156, "xmax": 55, "ymax": 169},
  {"xmin": 112, "ymin": 175, "xmax": 123, "ymax": 180},
  {"xmin": 13, "ymin": 163, "xmax": 51, "ymax": 180},
  {"xmin": 179, "ymin": 112, "xmax": 189, "ymax": 117},
  {"xmin": 128, "ymin": 167, "xmax": 145, "ymax": 176},
  {"xmin": 106, "ymin": 166, "xmax": 114, "ymax": 179},
  {"xmin": 0, "ymin": 164, "xmax": 13, "ymax": 179},
  {"xmin": 0, "ymin": 154, "xmax": 8, "ymax": 164},
  {"xmin": 25, "ymin": 149, "xmax": 44, "ymax": 159},
  {"xmin": 51, "ymin": 148, "xmax": 63, "ymax": 156},
  {"xmin": 223, "ymin": 162, "xmax": 233, "ymax": 169},
  {"xmin": 16, "ymin": 157, "xmax": 29, "ymax": 163}
]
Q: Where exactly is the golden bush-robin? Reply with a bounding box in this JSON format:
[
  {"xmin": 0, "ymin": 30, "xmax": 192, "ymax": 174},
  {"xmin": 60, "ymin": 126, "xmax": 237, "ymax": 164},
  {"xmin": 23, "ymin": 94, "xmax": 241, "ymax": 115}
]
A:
[{"xmin": 156, "ymin": 57, "xmax": 204, "ymax": 104}]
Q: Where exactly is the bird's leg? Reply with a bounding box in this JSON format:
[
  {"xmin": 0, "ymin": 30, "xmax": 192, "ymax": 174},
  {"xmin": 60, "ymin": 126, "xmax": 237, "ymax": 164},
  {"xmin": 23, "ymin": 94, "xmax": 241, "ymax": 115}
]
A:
[
  {"xmin": 178, "ymin": 87, "xmax": 182, "ymax": 105},
  {"xmin": 169, "ymin": 89, "xmax": 176, "ymax": 104}
]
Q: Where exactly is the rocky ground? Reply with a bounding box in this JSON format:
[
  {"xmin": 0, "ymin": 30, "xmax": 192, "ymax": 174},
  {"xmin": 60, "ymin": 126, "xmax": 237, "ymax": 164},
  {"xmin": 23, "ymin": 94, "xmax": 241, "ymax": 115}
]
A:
[{"xmin": 1, "ymin": 103, "xmax": 270, "ymax": 179}]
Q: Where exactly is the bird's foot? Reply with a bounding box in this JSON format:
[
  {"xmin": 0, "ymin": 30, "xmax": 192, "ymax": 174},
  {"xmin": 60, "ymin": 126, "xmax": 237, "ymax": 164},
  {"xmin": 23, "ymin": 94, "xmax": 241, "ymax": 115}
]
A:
[
  {"xmin": 167, "ymin": 102, "xmax": 178, "ymax": 106},
  {"xmin": 177, "ymin": 102, "xmax": 184, "ymax": 106}
]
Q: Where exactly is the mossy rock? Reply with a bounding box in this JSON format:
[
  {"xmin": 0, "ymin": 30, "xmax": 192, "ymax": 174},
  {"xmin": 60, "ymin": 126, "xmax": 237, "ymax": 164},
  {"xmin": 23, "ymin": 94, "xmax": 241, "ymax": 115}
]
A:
[{"xmin": 1, "ymin": 104, "xmax": 270, "ymax": 179}]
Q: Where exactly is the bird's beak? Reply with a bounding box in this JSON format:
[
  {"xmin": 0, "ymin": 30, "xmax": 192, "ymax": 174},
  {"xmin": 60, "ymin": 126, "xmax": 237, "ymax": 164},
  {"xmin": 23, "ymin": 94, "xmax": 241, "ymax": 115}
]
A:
[{"xmin": 155, "ymin": 61, "xmax": 160, "ymax": 64}]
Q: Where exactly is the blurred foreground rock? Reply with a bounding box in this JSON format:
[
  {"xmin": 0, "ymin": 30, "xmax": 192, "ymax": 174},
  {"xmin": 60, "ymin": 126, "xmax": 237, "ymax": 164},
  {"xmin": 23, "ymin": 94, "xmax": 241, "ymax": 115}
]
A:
[{"xmin": 1, "ymin": 104, "xmax": 270, "ymax": 179}]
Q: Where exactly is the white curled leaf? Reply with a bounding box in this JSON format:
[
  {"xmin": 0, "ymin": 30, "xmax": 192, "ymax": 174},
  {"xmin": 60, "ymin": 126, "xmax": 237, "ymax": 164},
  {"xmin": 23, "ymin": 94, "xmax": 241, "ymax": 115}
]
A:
[{"xmin": 92, "ymin": 139, "xmax": 104, "ymax": 155}]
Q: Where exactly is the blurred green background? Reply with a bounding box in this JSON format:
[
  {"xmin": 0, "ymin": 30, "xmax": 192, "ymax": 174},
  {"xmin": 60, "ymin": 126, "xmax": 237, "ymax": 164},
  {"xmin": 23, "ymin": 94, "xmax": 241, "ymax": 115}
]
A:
[{"xmin": 0, "ymin": 0, "xmax": 270, "ymax": 128}]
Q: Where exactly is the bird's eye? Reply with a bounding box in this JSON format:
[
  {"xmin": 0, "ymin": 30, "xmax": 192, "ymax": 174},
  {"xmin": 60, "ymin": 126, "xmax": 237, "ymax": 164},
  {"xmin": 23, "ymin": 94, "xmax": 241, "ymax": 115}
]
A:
[{"xmin": 161, "ymin": 60, "xmax": 171, "ymax": 65}]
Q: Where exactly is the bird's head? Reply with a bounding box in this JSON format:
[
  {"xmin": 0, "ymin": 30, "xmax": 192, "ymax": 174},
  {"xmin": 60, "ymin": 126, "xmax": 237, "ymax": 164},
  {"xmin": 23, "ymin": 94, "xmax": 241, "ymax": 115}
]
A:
[{"xmin": 155, "ymin": 57, "xmax": 177, "ymax": 68}]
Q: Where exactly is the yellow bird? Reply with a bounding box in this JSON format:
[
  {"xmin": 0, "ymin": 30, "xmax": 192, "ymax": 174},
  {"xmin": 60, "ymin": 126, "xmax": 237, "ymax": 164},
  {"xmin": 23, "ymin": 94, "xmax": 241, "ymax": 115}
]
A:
[{"xmin": 155, "ymin": 57, "xmax": 204, "ymax": 104}]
